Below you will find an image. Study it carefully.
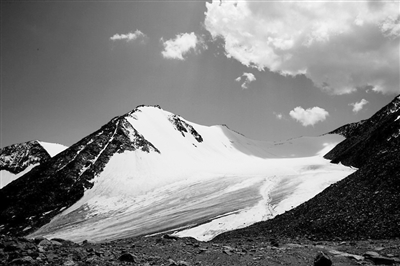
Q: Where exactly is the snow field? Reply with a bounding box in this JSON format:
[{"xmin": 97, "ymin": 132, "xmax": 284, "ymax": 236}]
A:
[
  {"xmin": 28, "ymin": 106, "xmax": 355, "ymax": 242},
  {"xmin": 38, "ymin": 141, "xmax": 68, "ymax": 157}
]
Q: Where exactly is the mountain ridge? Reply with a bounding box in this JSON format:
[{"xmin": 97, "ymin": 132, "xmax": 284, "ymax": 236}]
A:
[
  {"xmin": 324, "ymin": 95, "xmax": 400, "ymax": 168},
  {"xmin": 0, "ymin": 105, "xmax": 353, "ymax": 242},
  {"xmin": 215, "ymin": 94, "xmax": 400, "ymax": 242},
  {"xmin": 1, "ymin": 140, "xmax": 52, "ymax": 175},
  {"xmin": 0, "ymin": 140, "xmax": 67, "ymax": 189},
  {"xmin": 0, "ymin": 107, "xmax": 164, "ymax": 236}
]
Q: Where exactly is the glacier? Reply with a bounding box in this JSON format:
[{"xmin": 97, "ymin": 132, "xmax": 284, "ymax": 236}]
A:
[{"xmin": 24, "ymin": 106, "xmax": 354, "ymax": 242}]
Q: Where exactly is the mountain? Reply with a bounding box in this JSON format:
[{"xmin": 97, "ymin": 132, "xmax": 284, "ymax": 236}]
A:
[
  {"xmin": 0, "ymin": 141, "xmax": 67, "ymax": 188},
  {"xmin": 0, "ymin": 105, "xmax": 353, "ymax": 242},
  {"xmin": 324, "ymin": 95, "xmax": 400, "ymax": 168},
  {"xmin": 216, "ymin": 95, "xmax": 400, "ymax": 242}
]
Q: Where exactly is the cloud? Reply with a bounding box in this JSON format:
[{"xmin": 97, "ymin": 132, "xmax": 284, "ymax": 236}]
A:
[
  {"xmin": 204, "ymin": 0, "xmax": 400, "ymax": 94},
  {"xmin": 110, "ymin": 30, "xmax": 147, "ymax": 43},
  {"xmin": 273, "ymin": 112, "xmax": 283, "ymax": 120},
  {"xmin": 350, "ymin": 99, "xmax": 369, "ymax": 113},
  {"xmin": 289, "ymin": 106, "xmax": 329, "ymax": 126},
  {"xmin": 161, "ymin": 32, "xmax": 202, "ymax": 60},
  {"xmin": 235, "ymin": 72, "xmax": 256, "ymax": 89}
]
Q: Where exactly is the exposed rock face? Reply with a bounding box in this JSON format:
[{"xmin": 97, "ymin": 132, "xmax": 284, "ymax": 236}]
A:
[
  {"xmin": 0, "ymin": 109, "xmax": 160, "ymax": 236},
  {"xmin": 314, "ymin": 252, "xmax": 332, "ymax": 266},
  {"xmin": 0, "ymin": 141, "xmax": 51, "ymax": 174},
  {"xmin": 324, "ymin": 95, "xmax": 400, "ymax": 168},
  {"xmin": 326, "ymin": 120, "xmax": 367, "ymax": 139},
  {"xmin": 168, "ymin": 114, "xmax": 203, "ymax": 143},
  {"xmin": 216, "ymin": 95, "xmax": 400, "ymax": 241}
]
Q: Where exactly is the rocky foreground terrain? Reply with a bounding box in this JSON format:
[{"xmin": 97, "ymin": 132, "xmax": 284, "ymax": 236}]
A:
[
  {"xmin": 2, "ymin": 96, "xmax": 400, "ymax": 265},
  {"xmin": 1, "ymin": 233, "xmax": 400, "ymax": 266}
]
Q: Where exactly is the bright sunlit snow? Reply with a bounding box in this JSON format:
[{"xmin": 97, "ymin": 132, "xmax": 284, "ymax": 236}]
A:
[
  {"xmin": 38, "ymin": 141, "xmax": 68, "ymax": 157},
  {"xmin": 0, "ymin": 165, "xmax": 39, "ymax": 189},
  {"xmin": 28, "ymin": 106, "xmax": 355, "ymax": 242}
]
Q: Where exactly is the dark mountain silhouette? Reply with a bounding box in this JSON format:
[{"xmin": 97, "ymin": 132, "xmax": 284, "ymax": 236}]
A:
[
  {"xmin": 0, "ymin": 141, "xmax": 51, "ymax": 175},
  {"xmin": 325, "ymin": 95, "xmax": 400, "ymax": 168}
]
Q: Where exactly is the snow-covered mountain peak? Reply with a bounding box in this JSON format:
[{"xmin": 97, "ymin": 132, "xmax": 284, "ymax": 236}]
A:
[
  {"xmin": 123, "ymin": 104, "xmax": 163, "ymax": 120},
  {"xmin": 113, "ymin": 105, "xmax": 277, "ymax": 162},
  {"xmin": 1, "ymin": 105, "xmax": 354, "ymax": 242}
]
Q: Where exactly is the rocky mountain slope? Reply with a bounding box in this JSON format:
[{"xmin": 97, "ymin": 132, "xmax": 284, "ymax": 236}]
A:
[
  {"xmin": 0, "ymin": 141, "xmax": 67, "ymax": 188},
  {"xmin": 0, "ymin": 107, "xmax": 161, "ymax": 236},
  {"xmin": 216, "ymin": 95, "xmax": 400, "ymax": 242},
  {"xmin": 324, "ymin": 95, "xmax": 400, "ymax": 167},
  {"xmin": 0, "ymin": 105, "xmax": 352, "ymax": 243},
  {"xmin": 1, "ymin": 141, "xmax": 52, "ymax": 175}
]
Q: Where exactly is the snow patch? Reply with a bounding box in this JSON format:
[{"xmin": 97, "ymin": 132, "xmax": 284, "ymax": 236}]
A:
[
  {"xmin": 38, "ymin": 141, "xmax": 68, "ymax": 157},
  {"xmin": 0, "ymin": 164, "xmax": 38, "ymax": 189}
]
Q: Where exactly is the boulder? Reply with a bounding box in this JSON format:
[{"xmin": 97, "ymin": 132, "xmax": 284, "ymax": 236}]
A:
[
  {"xmin": 118, "ymin": 252, "xmax": 137, "ymax": 262},
  {"xmin": 314, "ymin": 251, "xmax": 332, "ymax": 266}
]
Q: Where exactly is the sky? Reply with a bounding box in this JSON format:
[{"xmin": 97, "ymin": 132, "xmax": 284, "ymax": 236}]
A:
[{"xmin": 1, "ymin": 0, "xmax": 399, "ymax": 148}]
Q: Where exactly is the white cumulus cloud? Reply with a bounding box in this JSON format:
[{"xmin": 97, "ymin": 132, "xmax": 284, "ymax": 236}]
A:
[
  {"xmin": 235, "ymin": 72, "xmax": 256, "ymax": 89},
  {"xmin": 110, "ymin": 30, "xmax": 147, "ymax": 42},
  {"xmin": 350, "ymin": 99, "xmax": 369, "ymax": 113},
  {"xmin": 204, "ymin": 0, "xmax": 400, "ymax": 94},
  {"xmin": 289, "ymin": 106, "xmax": 329, "ymax": 126},
  {"xmin": 161, "ymin": 32, "xmax": 201, "ymax": 60}
]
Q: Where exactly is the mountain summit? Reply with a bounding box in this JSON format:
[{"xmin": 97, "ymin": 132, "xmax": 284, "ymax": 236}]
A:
[{"xmin": 0, "ymin": 105, "xmax": 352, "ymax": 242}]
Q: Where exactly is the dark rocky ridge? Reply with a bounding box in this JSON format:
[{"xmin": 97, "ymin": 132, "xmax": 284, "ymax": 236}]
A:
[
  {"xmin": 326, "ymin": 120, "xmax": 367, "ymax": 139},
  {"xmin": 324, "ymin": 95, "xmax": 400, "ymax": 168},
  {"xmin": 216, "ymin": 95, "xmax": 400, "ymax": 242},
  {"xmin": 168, "ymin": 114, "xmax": 203, "ymax": 143},
  {"xmin": 0, "ymin": 141, "xmax": 51, "ymax": 175},
  {"xmin": 0, "ymin": 109, "xmax": 160, "ymax": 237}
]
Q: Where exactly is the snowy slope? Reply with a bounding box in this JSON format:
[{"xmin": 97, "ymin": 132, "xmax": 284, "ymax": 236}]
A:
[
  {"xmin": 25, "ymin": 106, "xmax": 354, "ymax": 242},
  {"xmin": 1, "ymin": 165, "xmax": 39, "ymax": 189},
  {"xmin": 0, "ymin": 141, "xmax": 67, "ymax": 188},
  {"xmin": 37, "ymin": 141, "xmax": 68, "ymax": 157}
]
